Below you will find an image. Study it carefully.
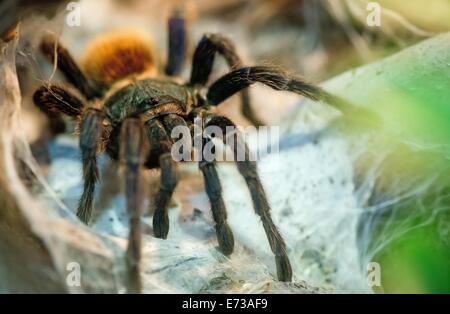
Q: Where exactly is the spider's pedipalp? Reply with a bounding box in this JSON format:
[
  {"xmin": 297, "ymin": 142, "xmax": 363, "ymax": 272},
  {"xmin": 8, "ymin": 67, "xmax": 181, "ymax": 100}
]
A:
[
  {"xmin": 204, "ymin": 114, "xmax": 293, "ymax": 282},
  {"xmin": 81, "ymin": 30, "xmax": 156, "ymax": 86},
  {"xmin": 40, "ymin": 34, "xmax": 100, "ymax": 99},
  {"xmin": 120, "ymin": 117, "xmax": 148, "ymax": 294}
]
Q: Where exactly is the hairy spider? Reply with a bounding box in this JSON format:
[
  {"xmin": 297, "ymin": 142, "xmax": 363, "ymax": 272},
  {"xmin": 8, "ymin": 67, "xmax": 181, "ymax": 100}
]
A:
[{"xmin": 33, "ymin": 11, "xmax": 353, "ymax": 292}]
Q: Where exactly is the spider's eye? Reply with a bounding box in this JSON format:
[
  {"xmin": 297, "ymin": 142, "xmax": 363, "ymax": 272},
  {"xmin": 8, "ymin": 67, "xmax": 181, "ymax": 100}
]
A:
[{"xmin": 80, "ymin": 30, "xmax": 156, "ymax": 85}]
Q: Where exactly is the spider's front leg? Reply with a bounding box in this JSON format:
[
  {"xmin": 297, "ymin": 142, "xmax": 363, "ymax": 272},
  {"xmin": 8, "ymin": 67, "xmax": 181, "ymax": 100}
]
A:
[
  {"xmin": 190, "ymin": 34, "xmax": 263, "ymax": 126},
  {"xmin": 207, "ymin": 66, "xmax": 325, "ymax": 105},
  {"xmin": 77, "ymin": 108, "xmax": 104, "ymax": 224},
  {"xmin": 204, "ymin": 114, "xmax": 293, "ymax": 282},
  {"xmin": 33, "ymin": 84, "xmax": 103, "ymax": 224},
  {"xmin": 120, "ymin": 118, "xmax": 148, "ymax": 294},
  {"xmin": 207, "ymin": 66, "xmax": 381, "ymax": 128}
]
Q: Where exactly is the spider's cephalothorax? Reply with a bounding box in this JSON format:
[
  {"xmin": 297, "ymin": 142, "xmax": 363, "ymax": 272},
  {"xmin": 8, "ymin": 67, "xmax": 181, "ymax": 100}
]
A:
[{"xmin": 33, "ymin": 12, "xmax": 353, "ymax": 292}]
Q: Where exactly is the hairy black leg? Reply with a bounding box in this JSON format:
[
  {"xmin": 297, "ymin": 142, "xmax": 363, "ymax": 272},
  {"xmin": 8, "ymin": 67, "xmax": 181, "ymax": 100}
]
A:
[
  {"xmin": 190, "ymin": 34, "xmax": 241, "ymax": 85},
  {"xmin": 153, "ymin": 153, "xmax": 177, "ymax": 239},
  {"xmin": 199, "ymin": 138, "xmax": 235, "ymax": 256},
  {"xmin": 165, "ymin": 9, "xmax": 186, "ymax": 76},
  {"xmin": 40, "ymin": 34, "xmax": 101, "ymax": 99},
  {"xmin": 33, "ymin": 84, "xmax": 85, "ymax": 117},
  {"xmin": 189, "ymin": 34, "xmax": 263, "ymax": 126},
  {"xmin": 204, "ymin": 114, "xmax": 292, "ymax": 282},
  {"xmin": 207, "ymin": 66, "xmax": 355, "ymax": 114},
  {"xmin": 145, "ymin": 118, "xmax": 178, "ymax": 239},
  {"xmin": 120, "ymin": 118, "xmax": 148, "ymax": 294},
  {"xmin": 77, "ymin": 108, "xmax": 103, "ymax": 224},
  {"xmin": 33, "ymin": 84, "xmax": 85, "ymax": 134}
]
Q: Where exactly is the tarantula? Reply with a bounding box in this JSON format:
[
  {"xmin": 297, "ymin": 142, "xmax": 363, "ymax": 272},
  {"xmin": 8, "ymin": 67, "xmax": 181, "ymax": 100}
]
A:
[{"xmin": 33, "ymin": 11, "xmax": 352, "ymax": 292}]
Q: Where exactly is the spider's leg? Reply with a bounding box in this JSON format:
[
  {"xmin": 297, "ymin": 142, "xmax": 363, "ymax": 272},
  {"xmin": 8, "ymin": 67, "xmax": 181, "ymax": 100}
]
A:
[
  {"xmin": 120, "ymin": 117, "xmax": 148, "ymax": 294},
  {"xmin": 207, "ymin": 66, "xmax": 324, "ymax": 105},
  {"xmin": 207, "ymin": 66, "xmax": 366, "ymax": 119},
  {"xmin": 33, "ymin": 84, "xmax": 85, "ymax": 117},
  {"xmin": 189, "ymin": 34, "xmax": 262, "ymax": 126},
  {"xmin": 33, "ymin": 84, "xmax": 85, "ymax": 134},
  {"xmin": 153, "ymin": 153, "xmax": 177, "ymax": 239},
  {"xmin": 204, "ymin": 114, "xmax": 293, "ymax": 282},
  {"xmin": 165, "ymin": 9, "xmax": 186, "ymax": 76},
  {"xmin": 76, "ymin": 108, "xmax": 104, "ymax": 224},
  {"xmin": 199, "ymin": 139, "xmax": 235, "ymax": 256},
  {"xmin": 145, "ymin": 117, "xmax": 179, "ymax": 239},
  {"xmin": 40, "ymin": 34, "xmax": 100, "ymax": 99}
]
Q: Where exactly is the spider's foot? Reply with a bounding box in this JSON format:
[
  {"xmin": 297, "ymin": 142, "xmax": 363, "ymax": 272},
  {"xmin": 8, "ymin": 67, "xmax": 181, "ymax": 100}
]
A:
[
  {"xmin": 216, "ymin": 223, "xmax": 234, "ymax": 256},
  {"xmin": 275, "ymin": 251, "xmax": 293, "ymax": 282},
  {"xmin": 76, "ymin": 205, "xmax": 91, "ymax": 225},
  {"xmin": 153, "ymin": 210, "xmax": 169, "ymax": 239}
]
